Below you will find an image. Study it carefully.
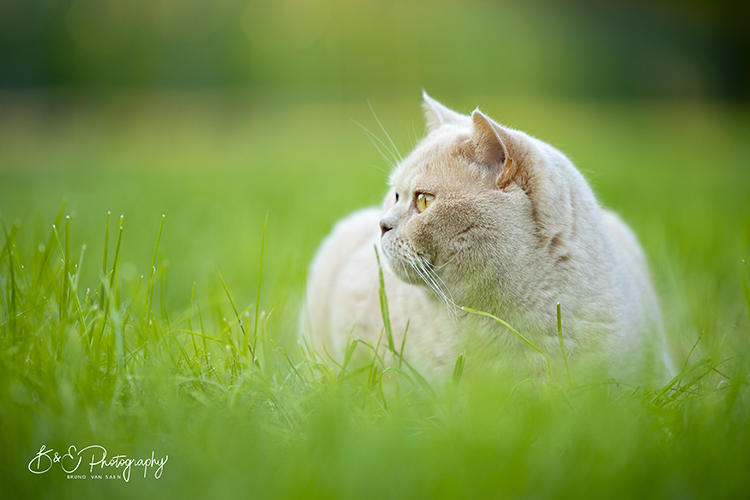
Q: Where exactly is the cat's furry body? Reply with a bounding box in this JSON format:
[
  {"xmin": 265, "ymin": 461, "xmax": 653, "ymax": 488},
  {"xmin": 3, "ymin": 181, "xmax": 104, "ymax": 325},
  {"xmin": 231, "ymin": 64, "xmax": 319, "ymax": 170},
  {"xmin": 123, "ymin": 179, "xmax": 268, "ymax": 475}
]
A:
[{"xmin": 303, "ymin": 93, "xmax": 671, "ymax": 383}]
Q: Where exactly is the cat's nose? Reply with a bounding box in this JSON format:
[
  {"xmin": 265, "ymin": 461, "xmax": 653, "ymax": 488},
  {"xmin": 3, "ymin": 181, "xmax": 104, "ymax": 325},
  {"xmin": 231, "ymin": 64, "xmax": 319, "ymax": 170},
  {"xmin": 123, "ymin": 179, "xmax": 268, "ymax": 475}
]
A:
[{"xmin": 380, "ymin": 219, "xmax": 392, "ymax": 237}]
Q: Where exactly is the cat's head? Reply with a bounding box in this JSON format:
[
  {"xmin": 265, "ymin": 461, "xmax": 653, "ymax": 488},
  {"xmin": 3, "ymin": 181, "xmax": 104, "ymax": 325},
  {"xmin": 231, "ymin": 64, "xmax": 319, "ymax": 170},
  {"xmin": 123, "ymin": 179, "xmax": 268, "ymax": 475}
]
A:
[{"xmin": 379, "ymin": 92, "xmax": 579, "ymax": 304}]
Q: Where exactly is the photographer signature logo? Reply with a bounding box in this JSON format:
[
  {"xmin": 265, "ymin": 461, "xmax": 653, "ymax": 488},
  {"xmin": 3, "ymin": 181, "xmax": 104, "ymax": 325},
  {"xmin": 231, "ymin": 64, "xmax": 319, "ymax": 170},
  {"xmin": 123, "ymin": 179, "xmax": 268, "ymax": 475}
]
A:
[{"xmin": 28, "ymin": 445, "xmax": 168, "ymax": 482}]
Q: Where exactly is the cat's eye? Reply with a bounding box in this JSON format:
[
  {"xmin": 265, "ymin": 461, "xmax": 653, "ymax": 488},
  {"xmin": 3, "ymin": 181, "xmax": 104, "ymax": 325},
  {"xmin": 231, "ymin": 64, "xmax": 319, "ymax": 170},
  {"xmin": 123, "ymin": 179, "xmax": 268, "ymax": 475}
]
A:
[
  {"xmin": 395, "ymin": 192, "xmax": 399, "ymax": 202},
  {"xmin": 416, "ymin": 193, "xmax": 435, "ymax": 213}
]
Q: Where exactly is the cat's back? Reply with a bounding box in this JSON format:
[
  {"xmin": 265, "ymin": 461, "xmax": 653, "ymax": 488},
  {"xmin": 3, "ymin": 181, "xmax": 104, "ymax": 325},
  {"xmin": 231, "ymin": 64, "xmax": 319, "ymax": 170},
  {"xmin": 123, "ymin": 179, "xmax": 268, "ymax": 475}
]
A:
[
  {"xmin": 602, "ymin": 211, "xmax": 649, "ymax": 281},
  {"xmin": 602, "ymin": 210, "xmax": 659, "ymax": 324},
  {"xmin": 602, "ymin": 209, "xmax": 672, "ymax": 379}
]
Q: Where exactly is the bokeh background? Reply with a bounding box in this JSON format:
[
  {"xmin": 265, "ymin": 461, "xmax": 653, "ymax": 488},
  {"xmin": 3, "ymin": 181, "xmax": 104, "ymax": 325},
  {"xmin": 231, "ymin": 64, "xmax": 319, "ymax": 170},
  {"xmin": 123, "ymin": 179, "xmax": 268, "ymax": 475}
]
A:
[
  {"xmin": 2, "ymin": 0, "xmax": 749, "ymax": 98},
  {"xmin": 0, "ymin": 0, "xmax": 748, "ymax": 363}
]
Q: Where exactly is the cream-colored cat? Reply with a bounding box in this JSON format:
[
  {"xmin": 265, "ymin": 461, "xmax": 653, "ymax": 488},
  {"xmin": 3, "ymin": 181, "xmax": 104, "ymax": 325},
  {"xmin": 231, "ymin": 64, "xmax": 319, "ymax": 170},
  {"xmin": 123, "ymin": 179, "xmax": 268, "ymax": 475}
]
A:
[{"xmin": 303, "ymin": 93, "xmax": 671, "ymax": 384}]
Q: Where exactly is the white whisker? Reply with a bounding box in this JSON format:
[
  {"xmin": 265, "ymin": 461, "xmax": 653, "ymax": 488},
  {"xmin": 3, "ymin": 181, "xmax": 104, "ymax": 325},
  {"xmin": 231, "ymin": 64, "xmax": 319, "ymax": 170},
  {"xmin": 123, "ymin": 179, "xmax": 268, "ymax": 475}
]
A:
[
  {"xmin": 368, "ymin": 100, "xmax": 403, "ymax": 163},
  {"xmin": 430, "ymin": 248, "xmax": 463, "ymax": 270},
  {"xmin": 420, "ymin": 256, "xmax": 457, "ymax": 305},
  {"xmin": 353, "ymin": 120, "xmax": 400, "ymax": 169},
  {"xmin": 407, "ymin": 255, "xmax": 460, "ymax": 325}
]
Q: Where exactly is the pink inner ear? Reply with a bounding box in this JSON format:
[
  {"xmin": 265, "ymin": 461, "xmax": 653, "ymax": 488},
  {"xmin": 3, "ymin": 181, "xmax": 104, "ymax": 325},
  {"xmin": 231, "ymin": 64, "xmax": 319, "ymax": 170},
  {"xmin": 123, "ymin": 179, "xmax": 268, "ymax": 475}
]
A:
[{"xmin": 471, "ymin": 110, "xmax": 508, "ymax": 168}]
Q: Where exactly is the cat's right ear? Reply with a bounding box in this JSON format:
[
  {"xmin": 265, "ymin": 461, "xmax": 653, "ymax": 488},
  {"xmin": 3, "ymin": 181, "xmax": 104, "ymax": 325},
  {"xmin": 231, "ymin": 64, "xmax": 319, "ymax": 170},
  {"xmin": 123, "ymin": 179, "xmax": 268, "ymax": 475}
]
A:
[{"xmin": 422, "ymin": 91, "xmax": 468, "ymax": 132}]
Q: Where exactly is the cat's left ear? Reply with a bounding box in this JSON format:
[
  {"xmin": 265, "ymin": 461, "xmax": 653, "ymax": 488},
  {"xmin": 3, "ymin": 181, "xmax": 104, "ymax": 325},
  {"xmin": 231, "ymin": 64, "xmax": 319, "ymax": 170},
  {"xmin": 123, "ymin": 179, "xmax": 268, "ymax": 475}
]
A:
[{"xmin": 422, "ymin": 91, "xmax": 469, "ymax": 132}]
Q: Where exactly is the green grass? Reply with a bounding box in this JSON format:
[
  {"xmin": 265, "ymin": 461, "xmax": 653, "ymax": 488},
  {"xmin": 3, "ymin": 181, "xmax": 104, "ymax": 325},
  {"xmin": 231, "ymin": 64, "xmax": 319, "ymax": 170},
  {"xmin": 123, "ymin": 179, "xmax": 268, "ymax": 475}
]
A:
[{"xmin": 1, "ymin": 90, "xmax": 749, "ymax": 498}]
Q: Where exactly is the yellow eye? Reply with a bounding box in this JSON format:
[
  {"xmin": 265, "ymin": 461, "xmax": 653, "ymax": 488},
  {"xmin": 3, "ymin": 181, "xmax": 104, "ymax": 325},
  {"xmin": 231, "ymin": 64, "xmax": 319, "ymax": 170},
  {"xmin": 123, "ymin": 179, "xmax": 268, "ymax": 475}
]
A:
[{"xmin": 416, "ymin": 193, "xmax": 435, "ymax": 213}]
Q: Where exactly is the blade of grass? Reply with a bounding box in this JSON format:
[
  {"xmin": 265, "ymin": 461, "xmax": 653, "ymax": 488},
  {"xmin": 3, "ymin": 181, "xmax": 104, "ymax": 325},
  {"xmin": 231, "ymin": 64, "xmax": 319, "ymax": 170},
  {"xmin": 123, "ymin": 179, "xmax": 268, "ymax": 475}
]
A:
[
  {"xmin": 360, "ymin": 339, "xmax": 437, "ymax": 399},
  {"xmin": 462, "ymin": 305, "xmax": 552, "ymax": 380},
  {"xmin": 188, "ymin": 282, "xmax": 198, "ymax": 356},
  {"xmin": 380, "ymin": 366, "xmax": 418, "ymax": 391},
  {"xmin": 73, "ymin": 244, "xmax": 86, "ymax": 291},
  {"xmin": 97, "ymin": 215, "xmax": 123, "ymax": 349},
  {"xmin": 398, "ymin": 319, "xmax": 409, "ymax": 370},
  {"xmin": 197, "ymin": 303, "xmax": 208, "ymax": 368},
  {"xmin": 368, "ymin": 328, "xmax": 386, "ymax": 388},
  {"xmin": 252, "ymin": 211, "xmax": 269, "ymax": 359},
  {"xmin": 276, "ymin": 346, "xmax": 307, "ymax": 389},
  {"xmin": 62, "ymin": 216, "xmax": 70, "ymax": 321},
  {"xmin": 338, "ymin": 338, "xmax": 359, "ymax": 382},
  {"xmin": 452, "ymin": 354, "xmax": 465, "ymax": 388},
  {"xmin": 373, "ymin": 245, "xmax": 395, "ymax": 353},
  {"xmin": 0, "ymin": 300, "xmax": 49, "ymax": 329},
  {"xmin": 123, "ymin": 274, "xmax": 144, "ymax": 330},
  {"xmin": 52, "ymin": 223, "xmax": 66, "ymax": 321},
  {"xmin": 2, "ymin": 224, "xmax": 16, "ymax": 339},
  {"xmin": 109, "ymin": 215, "xmax": 124, "ymax": 304},
  {"xmin": 144, "ymin": 214, "xmax": 165, "ymax": 324},
  {"xmin": 67, "ymin": 272, "xmax": 87, "ymax": 334},
  {"xmin": 217, "ymin": 269, "xmax": 250, "ymax": 358},
  {"xmin": 651, "ymin": 357, "xmax": 712, "ymax": 406},
  {"xmin": 113, "ymin": 300, "xmax": 124, "ymax": 375},
  {"xmin": 102, "ymin": 211, "xmax": 110, "ymax": 277},
  {"xmin": 741, "ymin": 214, "xmax": 750, "ymax": 320},
  {"xmin": 32, "ymin": 200, "xmax": 66, "ymax": 291}
]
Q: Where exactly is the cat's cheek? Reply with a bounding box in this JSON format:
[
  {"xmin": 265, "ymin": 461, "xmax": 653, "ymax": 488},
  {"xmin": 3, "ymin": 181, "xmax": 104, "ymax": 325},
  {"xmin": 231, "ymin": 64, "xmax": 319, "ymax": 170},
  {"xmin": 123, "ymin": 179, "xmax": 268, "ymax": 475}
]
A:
[
  {"xmin": 379, "ymin": 234, "xmax": 398, "ymax": 262},
  {"xmin": 407, "ymin": 219, "xmax": 440, "ymax": 262},
  {"xmin": 379, "ymin": 250, "xmax": 404, "ymax": 280},
  {"xmin": 379, "ymin": 237, "xmax": 390, "ymax": 258}
]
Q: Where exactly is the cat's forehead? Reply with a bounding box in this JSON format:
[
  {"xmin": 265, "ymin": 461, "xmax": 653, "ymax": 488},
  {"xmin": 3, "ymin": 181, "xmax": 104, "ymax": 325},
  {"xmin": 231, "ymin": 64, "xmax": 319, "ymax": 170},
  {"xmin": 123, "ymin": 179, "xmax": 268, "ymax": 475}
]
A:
[{"xmin": 390, "ymin": 126, "xmax": 475, "ymax": 187}]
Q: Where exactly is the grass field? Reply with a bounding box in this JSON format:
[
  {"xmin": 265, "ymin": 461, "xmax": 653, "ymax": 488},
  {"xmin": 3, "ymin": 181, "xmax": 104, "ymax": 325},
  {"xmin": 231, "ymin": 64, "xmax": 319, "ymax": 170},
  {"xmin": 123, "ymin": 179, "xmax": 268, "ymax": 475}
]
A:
[{"xmin": 1, "ymin": 90, "xmax": 749, "ymax": 498}]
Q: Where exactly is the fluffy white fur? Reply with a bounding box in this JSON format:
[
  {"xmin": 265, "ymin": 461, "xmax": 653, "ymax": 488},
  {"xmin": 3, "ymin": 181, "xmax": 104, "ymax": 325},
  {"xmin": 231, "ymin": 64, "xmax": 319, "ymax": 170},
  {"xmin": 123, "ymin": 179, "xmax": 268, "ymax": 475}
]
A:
[{"xmin": 303, "ymin": 93, "xmax": 672, "ymax": 383}]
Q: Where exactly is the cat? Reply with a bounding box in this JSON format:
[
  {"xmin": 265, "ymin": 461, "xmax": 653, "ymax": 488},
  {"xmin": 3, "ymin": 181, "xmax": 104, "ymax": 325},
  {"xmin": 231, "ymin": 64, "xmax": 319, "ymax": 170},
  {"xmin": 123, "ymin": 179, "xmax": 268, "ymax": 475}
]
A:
[{"xmin": 302, "ymin": 92, "xmax": 672, "ymax": 384}]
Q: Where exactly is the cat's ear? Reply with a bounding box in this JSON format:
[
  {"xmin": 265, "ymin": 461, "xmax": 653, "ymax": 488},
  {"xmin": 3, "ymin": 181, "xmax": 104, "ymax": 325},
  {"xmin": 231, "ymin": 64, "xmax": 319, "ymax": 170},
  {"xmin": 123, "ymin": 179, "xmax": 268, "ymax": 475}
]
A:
[
  {"xmin": 422, "ymin": 91, "xmax": 468, "ymax": 132},
  {"xmin": 470, "ymin": 109, "xmax": 519, "ymax": 187},
  {"xmin": 472, "ymin": 108, "xmax": 571, "ymax": 244},
  {"xmin": 471, "ymin": 109, "xmax": 508, "ymax": 165}
]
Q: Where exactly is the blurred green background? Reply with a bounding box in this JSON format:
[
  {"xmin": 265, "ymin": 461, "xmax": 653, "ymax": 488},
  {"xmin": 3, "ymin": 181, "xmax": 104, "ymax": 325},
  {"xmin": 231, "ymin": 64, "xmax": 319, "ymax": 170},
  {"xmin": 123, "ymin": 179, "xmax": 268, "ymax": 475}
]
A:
[{"xmin": 1, "ymin": 0, "xmax": 749, "ymax": 98}]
